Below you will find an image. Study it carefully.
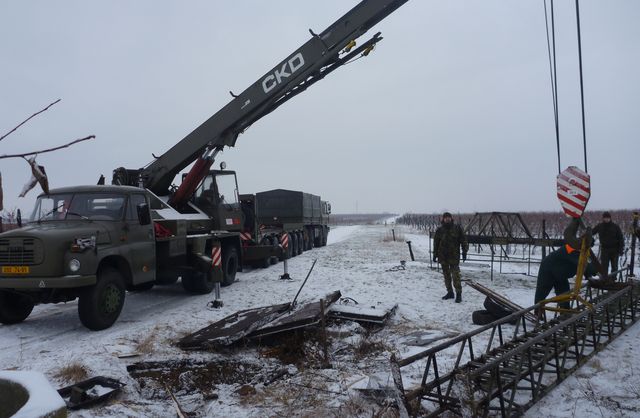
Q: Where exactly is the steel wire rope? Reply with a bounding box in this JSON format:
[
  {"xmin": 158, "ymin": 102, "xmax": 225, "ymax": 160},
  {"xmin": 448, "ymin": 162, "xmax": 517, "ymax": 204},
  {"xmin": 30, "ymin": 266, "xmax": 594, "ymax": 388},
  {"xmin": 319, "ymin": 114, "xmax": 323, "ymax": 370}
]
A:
[
  {"xmin": 544, "ymin": 0, "xmax": 590, "ymax": 174},
  {"xmin": 575, "ymin": 0, "xmax": 589, "ymax": 172},
  {"xmin": 544, "ymin": 0, "xmax": 561, "ymax": 174}
]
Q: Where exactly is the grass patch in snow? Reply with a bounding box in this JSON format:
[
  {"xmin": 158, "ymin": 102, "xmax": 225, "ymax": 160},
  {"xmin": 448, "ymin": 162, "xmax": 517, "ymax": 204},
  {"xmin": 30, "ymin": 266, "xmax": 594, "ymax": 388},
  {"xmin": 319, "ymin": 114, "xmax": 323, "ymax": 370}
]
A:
[
  {"xmin": 382, "ymin": 230, "xmax": 405, "ymax": 243},
  {"xmin": 352, "ymin": 331, "xmax": 393, "ymax": 361},
  {"xmin": 54, "ymin": 362, "xmax": 89, "ymax": 383}
]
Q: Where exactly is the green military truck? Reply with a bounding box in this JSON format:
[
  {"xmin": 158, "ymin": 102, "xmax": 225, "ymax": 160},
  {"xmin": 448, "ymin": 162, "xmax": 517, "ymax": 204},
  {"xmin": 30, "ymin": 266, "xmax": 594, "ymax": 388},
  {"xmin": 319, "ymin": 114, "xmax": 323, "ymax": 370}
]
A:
[
  {"xmin": 0, "ymin": 0, "xmax": 408, "ymax": 330},
  {"xmin": 240, "ymin": 190, "xmax": 331, "ymax": 266},
  {"xmin": 0, "ymin": 185, "xmax": 241, "ymax": 330}
]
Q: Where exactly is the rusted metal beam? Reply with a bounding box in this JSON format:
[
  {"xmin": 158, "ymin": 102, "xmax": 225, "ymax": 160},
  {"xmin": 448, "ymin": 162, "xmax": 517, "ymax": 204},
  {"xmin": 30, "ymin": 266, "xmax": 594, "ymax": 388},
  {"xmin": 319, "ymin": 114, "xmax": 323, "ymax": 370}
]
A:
[{"xmin": 392, "ymin": 280, "xmax": 640, "ymax": 417}]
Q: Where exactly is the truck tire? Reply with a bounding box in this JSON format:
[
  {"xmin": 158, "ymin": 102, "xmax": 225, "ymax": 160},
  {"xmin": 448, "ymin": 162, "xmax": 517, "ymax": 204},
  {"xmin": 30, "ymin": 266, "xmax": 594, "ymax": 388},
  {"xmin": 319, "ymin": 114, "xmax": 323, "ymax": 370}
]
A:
[
  {"xmin": 0, "ymin": 291, "xmax": 34, "ymax": 325},
  {"xmin": 297, "ymin": 232, "xmax": 304, "ymax": 254},
  {"xmin": 322, "ymin": 228, "xmax": 328, "ymax": 246},
  {"xmin": 307, "ymin": 229, "xmax": 314, "ymax": 250},
  {"xmin": 181, "ymin": 273, "xmax": 195, "ymax": 293},
  {"xmin": 483, "ymin": 297, "xmax": 517, "ymax": 324},
  {"xmin": 258, "ymin": 236, "xmax": 272, "ymax": 268},
  {"xmin": 472, "ymin": 310, "xmax": 498, "ymax": 326},
  {"xmin": 187, "ymin": 270, "xmax": 215, "ymax": 294},
  {"xmin": 314, "ymin": 228, "xmax": 322, "ymax": 247},
  {"xmin": 221, "ymin": 247, "xmax": 238, "ymax": 287},
  {"xmin": 131, "ymin": 281, "xmax": 155, "ymax": 291},
  {"xmin": 290, "ymin": 233, "xmax": 298, "ymax": 257},
  {"xmin": 78, "ymin": 267, "xmax": 126, "ymax": 331},
  {"xmin": 155, "ymin": 270, "xmax": 179, "ymax": 285}
]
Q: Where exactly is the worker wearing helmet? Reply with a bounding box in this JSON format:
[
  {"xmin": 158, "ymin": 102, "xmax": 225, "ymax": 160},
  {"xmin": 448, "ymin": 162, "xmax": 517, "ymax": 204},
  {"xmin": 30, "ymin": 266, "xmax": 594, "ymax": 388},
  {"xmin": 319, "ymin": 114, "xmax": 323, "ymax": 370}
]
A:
[
  {"xmin": 433, "ymin": 212, "xmax": 468, "ymax": 303},
  {"xmin": 534, "ymin": 218, "xmax": 597, "ymax": 309}
]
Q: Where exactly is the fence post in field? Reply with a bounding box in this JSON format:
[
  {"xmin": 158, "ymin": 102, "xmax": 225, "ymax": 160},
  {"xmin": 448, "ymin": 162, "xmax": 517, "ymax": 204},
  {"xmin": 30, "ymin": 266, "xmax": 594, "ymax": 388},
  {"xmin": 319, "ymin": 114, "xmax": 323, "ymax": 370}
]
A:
[{"xmin": 630, "ymin": 212, "xmax": 638, "ymax": 277}]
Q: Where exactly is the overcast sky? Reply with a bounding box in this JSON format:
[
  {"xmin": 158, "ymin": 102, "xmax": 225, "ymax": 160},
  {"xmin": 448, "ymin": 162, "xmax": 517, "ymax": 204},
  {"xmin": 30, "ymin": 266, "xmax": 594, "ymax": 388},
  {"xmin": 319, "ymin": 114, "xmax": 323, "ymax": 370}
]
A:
[{"xmin": 1, "ymin": 1, "xmax": 638, "ymax": 215}]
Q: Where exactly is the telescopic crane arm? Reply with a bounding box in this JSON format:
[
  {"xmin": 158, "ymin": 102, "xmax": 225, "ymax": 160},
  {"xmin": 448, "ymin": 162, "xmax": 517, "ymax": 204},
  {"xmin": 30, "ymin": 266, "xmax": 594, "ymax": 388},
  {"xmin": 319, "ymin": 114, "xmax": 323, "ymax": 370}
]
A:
[{"xmin": 113, "ymin": 0, "xmax": 409, "ymax": 197}]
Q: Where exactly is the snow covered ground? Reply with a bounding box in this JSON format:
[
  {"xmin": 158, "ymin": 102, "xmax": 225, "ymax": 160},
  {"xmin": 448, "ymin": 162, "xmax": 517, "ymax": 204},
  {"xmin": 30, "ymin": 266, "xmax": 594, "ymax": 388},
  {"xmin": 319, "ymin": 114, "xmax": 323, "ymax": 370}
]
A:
[{"xmin": 1, "ymin": 223, "xmax": 639, "ymax": 417}]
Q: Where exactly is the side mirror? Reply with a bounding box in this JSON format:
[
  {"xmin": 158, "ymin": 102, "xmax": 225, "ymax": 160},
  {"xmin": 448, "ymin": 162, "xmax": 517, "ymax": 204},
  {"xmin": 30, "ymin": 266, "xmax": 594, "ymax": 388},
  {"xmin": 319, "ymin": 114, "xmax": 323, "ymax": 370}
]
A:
[
  {"xmin": 137, "ymin": 203, "xmax": 151, "ymax": 226},
  {"xmin": 17, "ymin": 209, "xmax": 22, "ymax": 228}
]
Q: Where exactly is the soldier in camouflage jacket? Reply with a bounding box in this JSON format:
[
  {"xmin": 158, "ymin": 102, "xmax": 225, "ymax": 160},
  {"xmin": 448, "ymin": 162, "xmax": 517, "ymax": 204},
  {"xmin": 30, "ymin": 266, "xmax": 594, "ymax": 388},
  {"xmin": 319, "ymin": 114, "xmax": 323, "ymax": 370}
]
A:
[
  {"xmin": 592, "ymin": 211, "xmax": 624, "ymax": 275},
  {"xmin": 433, "ymin": 212, "xmax": 469, "ymax": 303}
]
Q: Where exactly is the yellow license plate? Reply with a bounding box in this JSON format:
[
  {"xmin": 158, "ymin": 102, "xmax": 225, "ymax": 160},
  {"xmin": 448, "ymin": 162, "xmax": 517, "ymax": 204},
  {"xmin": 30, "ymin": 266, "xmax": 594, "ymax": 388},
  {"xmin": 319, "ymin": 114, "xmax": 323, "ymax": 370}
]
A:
[{"xmin": 2, "ymin": 266, "xmax": 30, "ymax": 274}]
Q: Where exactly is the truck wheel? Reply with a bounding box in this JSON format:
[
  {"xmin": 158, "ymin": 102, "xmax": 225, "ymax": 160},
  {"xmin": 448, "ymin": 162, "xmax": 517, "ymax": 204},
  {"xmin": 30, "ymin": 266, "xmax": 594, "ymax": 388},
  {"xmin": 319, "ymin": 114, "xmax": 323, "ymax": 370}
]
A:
[
  {"xmin": 183, "ymin": 271, "xmax": 213, "ymax": 294},
  {"xmin": 131, "ymin": 281, "xmax": 154, "ymax": 291},
  {"xmin": 78, "ymin": 267, "xmax": 126, "ymax": 331},
  {"xmin": 314, "ymin": 228, "xmax": 322, "ymax": 247},
  {"xmin": 290, "ymin": 233, "xmax": 298, "ymax": 257},
  {"xmin": 221, "ymin": 247, "xmax": 238, "ymax": 287},
  {"xmin": 286, "ymin": 239, "xmax": 293, "ymax": 258},
  {"xmin": 306, "ymin": 229, "xmax": 314, "ymax": 250},
  {"xmin": 155, "ymin": 270, "xmax": 179, "ymax": 285},
  {"xmin": 297, "ymin": 232, "xmax": 304, "ymax": 254},
  {"xmin": 483, "ymin": 297, "xmax": 517, "ymax": 324},
  {"xmin": 181, "ymin": 274, "xmax": 195, "ymax": 293},
  {"xmin": 0, "ymin": 291, "xmax": 34, "ymax": 325},
  {"xmin": 472, "ymin": 310, "xmax": 498, "ymax": 326}
]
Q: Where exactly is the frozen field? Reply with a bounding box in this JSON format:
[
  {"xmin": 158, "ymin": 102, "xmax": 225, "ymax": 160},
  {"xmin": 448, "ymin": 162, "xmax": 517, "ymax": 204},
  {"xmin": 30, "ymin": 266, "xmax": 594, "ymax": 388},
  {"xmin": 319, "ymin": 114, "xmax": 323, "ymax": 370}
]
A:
[{"xmin": 1, "ymin": 223, "xmax": 639, "ymax": 417}]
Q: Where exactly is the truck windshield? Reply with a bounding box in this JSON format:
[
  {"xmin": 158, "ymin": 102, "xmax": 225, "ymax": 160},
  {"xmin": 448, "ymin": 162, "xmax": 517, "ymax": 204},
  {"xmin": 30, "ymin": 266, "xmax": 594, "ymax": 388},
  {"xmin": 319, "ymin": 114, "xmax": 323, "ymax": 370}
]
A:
[
  {"xmin": 216, "ymin": 174, "xmax": 239, "ymax": 207},
  {"xmin": 30, "ymin": 193, "xmax": 127, "ymax": 221}
]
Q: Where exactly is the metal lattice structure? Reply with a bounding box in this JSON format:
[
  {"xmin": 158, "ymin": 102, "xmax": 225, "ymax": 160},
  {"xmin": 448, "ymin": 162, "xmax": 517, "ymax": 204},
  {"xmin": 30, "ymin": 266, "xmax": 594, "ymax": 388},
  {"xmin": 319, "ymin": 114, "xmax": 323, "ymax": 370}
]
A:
[
  {"xmin": 391, "ymin": 281, "xmax": 640, "ymax": 417},
  {"xmin": 464, "ymin": 212, "xmax": 563, "ymax": 247}
]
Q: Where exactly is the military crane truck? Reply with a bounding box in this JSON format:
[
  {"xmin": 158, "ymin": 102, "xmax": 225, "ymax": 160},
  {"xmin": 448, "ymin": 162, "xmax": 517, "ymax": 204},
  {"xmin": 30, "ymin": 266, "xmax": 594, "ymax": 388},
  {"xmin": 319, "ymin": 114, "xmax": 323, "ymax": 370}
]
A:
[
  {"xmin": 240, "ymin": 190, "xmax": 331, "ymax": 267},
  {"xmin": 0, "ymin": 0, "xmax": 409, "ymax": 330}
]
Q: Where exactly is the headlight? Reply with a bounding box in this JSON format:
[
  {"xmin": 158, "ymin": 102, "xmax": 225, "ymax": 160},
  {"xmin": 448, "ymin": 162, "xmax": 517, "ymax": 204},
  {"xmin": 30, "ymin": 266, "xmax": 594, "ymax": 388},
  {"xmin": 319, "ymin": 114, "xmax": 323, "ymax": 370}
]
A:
[{"xmin": 69, "ymin": 259, "xmax": 81, "ymax": 272}]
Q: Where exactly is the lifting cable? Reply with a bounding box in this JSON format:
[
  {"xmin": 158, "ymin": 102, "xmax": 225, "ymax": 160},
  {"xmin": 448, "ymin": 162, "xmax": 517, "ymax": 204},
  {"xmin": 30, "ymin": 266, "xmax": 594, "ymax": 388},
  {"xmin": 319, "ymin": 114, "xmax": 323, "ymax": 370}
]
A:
[
  {"xmin": 544, "ymin": 0, "xmax": 561, "ymax": 174},
  {"xmin": 575, "ymin": 0, "xmax": 588, "ymax": 173},
  {"xmin": 543, "ymin": 0, "xmax": 589, "ymax": 174}
]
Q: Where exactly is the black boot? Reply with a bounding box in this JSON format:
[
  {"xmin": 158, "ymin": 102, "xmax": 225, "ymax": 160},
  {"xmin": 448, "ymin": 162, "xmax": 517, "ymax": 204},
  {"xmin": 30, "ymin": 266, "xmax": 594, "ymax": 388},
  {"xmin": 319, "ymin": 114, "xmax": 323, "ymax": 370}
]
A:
[
  {"xmin": 455, "ymin": 293, "xmax": 462, "ymax": 303},
  {"xmin": 442, "ymin": 291, "xmax": 454, "ymax": 300}
]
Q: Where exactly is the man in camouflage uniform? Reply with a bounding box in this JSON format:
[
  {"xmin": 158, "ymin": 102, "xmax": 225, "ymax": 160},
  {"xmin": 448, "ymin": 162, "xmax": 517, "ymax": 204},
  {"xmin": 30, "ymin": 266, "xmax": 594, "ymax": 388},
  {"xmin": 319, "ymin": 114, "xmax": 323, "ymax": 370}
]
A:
[
  {"xmin": 592, "ymin": 211, "xmax": 624, "ymax": 275},
  {"xmin": 433, "ymin": 212, "xmax": 469, "ymax": 303}
]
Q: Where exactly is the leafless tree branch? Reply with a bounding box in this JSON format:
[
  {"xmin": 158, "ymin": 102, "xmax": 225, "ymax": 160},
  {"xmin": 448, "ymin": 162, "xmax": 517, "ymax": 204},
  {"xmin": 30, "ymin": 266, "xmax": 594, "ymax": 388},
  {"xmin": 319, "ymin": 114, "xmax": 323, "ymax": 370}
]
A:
[
  {"xmin": 0, "ymin": 135, "xmax": 95, "ymax": 159},
  {"xmin": 0, "ymin": 99, "xmax": 61, "ymax": 142}
]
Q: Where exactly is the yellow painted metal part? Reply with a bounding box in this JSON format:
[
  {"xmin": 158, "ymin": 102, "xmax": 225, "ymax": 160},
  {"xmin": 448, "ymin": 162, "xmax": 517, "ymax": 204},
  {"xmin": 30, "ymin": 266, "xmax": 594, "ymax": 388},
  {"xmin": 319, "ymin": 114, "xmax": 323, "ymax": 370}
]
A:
[{"xmin": 541, "ymin": 235, "xmax": 593, "ymax": 312}]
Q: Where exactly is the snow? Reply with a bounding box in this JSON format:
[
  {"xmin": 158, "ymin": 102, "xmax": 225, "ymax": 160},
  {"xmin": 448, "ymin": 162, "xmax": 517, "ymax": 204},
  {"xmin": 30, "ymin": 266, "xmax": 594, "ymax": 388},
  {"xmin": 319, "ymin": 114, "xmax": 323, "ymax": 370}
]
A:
[
  {"xmin": 0, "ymin": 370, "xmax": 66, "ymax": 417},
  {"xmin": 0, "ymin": 223, "xmax": 638, "ymax": 417}
]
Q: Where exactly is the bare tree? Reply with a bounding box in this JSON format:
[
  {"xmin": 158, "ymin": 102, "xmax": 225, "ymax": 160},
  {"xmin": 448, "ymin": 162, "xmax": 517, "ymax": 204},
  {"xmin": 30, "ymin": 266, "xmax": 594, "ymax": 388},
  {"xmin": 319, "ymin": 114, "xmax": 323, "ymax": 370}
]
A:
[{"xmin": 0, "ymin": 99, "xmax": 95, "ymax": 214}]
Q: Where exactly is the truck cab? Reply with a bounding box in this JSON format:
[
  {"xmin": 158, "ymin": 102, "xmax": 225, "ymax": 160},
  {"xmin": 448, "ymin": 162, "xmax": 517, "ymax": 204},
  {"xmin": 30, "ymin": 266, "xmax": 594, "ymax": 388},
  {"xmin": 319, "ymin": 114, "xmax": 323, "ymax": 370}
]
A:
[
  {"xmin": 0, "ymin": 185, "xmax": 155, "ymax": 330},
  {"xmin": 190, "ymin": 170, "xmax": 244, "ymax": 233}
]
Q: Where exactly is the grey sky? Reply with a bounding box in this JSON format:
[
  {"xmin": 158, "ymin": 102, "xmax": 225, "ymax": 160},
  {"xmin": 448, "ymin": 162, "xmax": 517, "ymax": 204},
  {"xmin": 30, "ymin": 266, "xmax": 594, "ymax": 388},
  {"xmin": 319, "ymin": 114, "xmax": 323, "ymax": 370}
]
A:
[{"xmin": 1, "ymin": 1, "xmax": 638, "ymax": 215}]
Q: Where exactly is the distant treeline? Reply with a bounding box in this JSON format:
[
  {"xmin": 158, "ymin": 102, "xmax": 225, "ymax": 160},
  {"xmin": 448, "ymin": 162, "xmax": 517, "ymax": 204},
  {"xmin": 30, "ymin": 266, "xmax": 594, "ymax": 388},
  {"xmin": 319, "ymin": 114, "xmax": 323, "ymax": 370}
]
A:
[{"xmin": 330, "ymin": 213, "xmax": 397, "ymax": 226}]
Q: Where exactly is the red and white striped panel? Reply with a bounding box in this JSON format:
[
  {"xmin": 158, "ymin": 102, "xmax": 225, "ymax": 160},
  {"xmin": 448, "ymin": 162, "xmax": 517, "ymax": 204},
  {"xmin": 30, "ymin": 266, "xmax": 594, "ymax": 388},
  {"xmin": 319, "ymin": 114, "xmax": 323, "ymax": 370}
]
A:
[
  {"xmin": 280, "ymin": 233, "xmax": 289, "ymax": 249},
  {"xmin": 240, "ymin": 232, "xmax": 252, "ymax": 241},
  {"xmin": 557, "ymin": 166, "xmax": 590, "ymax": 218},
  {"xmin": 211, "ymin": 247, "xmax": 222, "ymax": 267}
]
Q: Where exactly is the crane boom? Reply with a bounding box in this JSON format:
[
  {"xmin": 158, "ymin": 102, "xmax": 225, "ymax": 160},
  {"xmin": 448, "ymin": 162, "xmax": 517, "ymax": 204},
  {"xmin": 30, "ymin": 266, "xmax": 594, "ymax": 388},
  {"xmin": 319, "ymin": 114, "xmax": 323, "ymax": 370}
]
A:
[{"xmin": 114, "ymin": 0, "xmax": 409, "ymax": 195}]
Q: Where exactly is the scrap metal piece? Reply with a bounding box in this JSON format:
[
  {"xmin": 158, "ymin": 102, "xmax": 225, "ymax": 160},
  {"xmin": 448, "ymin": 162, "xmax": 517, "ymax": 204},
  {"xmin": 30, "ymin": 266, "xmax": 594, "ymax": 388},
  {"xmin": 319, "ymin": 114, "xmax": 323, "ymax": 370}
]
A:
[
  {"xmin": 466, "ymin": 280, "xmax": 538, "ymax": 323},
  {"xmin": 290, "ymin": 259, "xmax": 318, "ymax": 309},
  {"xmin": 248, "ymin": 291, "xmax": 341, "ymax": 339},
  {"xmin": 179, "ymin": 291, "xmax": 342, "ymax": 349},
  {"xmin": 57, "ymin": 376, "xmax": 125, "ymax": 410},
  {"xmin": 178, "ymin": 303, "xmax": 290, "ymax": 349},
  {"xmin": 249, "ymin": 291, "xmax": 341, "ymax": 339},
  {"xmin": 328, "ymin": 302, "xmax": 397, "ymax": 325},
  {"xmin": 400, "ymin": 330, "xmax": 457, "ymax": 347}
]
